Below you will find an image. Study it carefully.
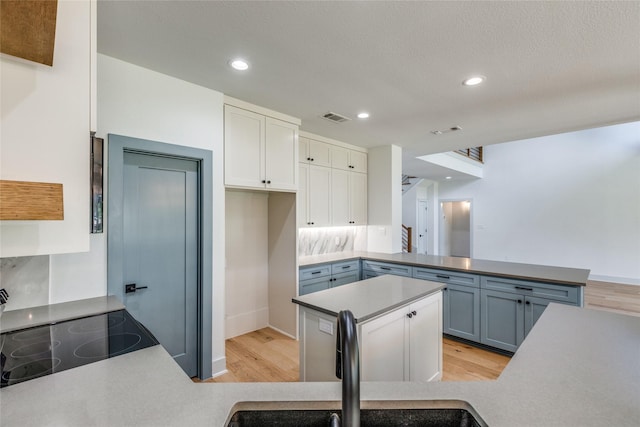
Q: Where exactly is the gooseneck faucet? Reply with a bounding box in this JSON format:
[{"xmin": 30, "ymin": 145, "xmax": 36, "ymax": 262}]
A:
[{"xmin": 336, "ymin": 310, "xmax": 360, "ymax": 427}]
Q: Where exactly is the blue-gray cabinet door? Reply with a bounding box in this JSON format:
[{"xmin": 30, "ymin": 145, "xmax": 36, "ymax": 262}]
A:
[
  {"xmin": 122, "ymin": 152, "xmax": 198, "ymax": 376},
  {"xmin": 480, "ymin": 289, "xmax": 524, "ymax": 353},
  {"xmin": 331, "ymin": 270, "xmax": 360, "ymax": 288},
  {"xmin": 443, "ymin": 284, "xmax": 480, "ymax": 341},
  {"xmin": 524, "ymin": 296, "xmax": 571, "ymax": 337}
]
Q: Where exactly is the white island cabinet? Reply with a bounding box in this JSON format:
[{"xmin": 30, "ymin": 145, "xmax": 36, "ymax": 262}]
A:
[{"xmin": 293, "ymin": 275, "xmax": 443, "ymax": 383}]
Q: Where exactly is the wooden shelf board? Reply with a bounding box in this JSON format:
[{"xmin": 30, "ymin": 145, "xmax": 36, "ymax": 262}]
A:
[{"xmin": 0, "ymin": 180, "xmax": 64, "ymax": 220}]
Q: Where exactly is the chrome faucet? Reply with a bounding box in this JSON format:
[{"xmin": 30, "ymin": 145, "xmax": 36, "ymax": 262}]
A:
[{"xmin": 335, "ymin": 310, "xmax": 360, "ymax": 427}]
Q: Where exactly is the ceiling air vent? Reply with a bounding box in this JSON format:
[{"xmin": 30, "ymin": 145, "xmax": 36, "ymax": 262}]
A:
[{"xmin": 321, "ymin": 111, "xmax": 351, "ymax": 123}]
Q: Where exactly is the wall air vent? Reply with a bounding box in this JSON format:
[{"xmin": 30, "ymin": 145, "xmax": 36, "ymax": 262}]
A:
[{"xmin": 321, "ymin": 111, "xmax": 351, "ymax": 123}]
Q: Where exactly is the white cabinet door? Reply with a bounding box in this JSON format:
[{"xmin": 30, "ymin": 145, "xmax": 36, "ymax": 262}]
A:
[
  {"xmin": 308, "ymin": 140, "xmax": 332, "ymax": 167},
  {"xmin": 224, "ymin": 105, "xmax": 265, "ymax": 189},
  {"xmin": 349, "ymin": 172, "xmax": 367, "ymax": 225},
  {"xmin": 298, "ymin": 163, "xmax": 309, "ymax": 227},
  {"xmin": 408, "ymin": 293, "xmax": 443, "ymax": 382},
  {"xmin": 299, "ymin": 137, "xmax": 309, "ymax": 163},
  {"xmin": 350, "ymin": 151, "xmax": 368, "ymax": 173},
  {"xmin": 266, "ymin": 117, "xmax": 298, "ymax": 191},
  {"xmin": 331, "ymin": 169, "xmax": 350, "ymax": 226},
  {"xmin": 308, "ymin": 165, "xmax": 331, "ymax": 226},
  {"xmin": 330, "ymin": 146, "xmax": 351, "ymax": 171},
  {"xmin": 359, "ymin": 307, "xmax": 408, "ymax": 382}
]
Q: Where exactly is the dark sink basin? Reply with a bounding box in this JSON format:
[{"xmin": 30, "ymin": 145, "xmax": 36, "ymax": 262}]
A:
[{"xmin": 226, "ymin": 400, "xmax": 486, "ymax": 427}]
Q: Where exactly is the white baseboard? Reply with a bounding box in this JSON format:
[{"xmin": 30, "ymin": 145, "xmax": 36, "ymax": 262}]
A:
[
  {"xmin": 589, "ymin": 274, "xmax": 640, "ymax": 286},
  {"xmin": 210, "ymin": 355, "xmax": 227, "ymax": 379},
  {"xmin": 267, "ymin": 323, "xmax": 298, "ymax": 340},
  {"xmin": 225, "ymin": 307, "xmax": 269, "ymax": 339}
]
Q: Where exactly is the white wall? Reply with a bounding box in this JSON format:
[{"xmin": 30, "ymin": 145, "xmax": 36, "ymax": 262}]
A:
[
  {"xmin": 368, "ymin": 145, "xmax": 402, "ymax": 253},
  {"xmin": 0, "ymin": 0, "xmax": 91, "ymax": 257},
  {"xmin": 439, "ymin": 121, "xmax": 640, "ymax": 284},
  {"xmin": 225, "ymin": 190, "xmax": 269, "ymax": 338},
  {"xmin": 50, "ymin": 54, "xmax": 227, "ymax": 374}
]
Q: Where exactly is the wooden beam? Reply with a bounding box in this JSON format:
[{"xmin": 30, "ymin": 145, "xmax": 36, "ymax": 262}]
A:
[{"xmin": 0, "ymin": 180, "xmax": 64, "ymax": 220}]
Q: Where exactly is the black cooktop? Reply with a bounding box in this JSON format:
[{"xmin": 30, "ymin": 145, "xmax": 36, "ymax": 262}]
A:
[{"xmin": 0, "ymin": 309, "xmax": 158, "ymax": 388}]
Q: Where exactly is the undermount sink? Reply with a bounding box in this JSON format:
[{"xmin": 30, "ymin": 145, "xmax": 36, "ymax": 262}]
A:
[{"xmin": 226, "ymin": 400, "xmax": 486, "ymax": 427}]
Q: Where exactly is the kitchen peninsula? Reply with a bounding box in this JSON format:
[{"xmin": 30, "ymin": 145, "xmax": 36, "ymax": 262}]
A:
[
  {"xmin": 293, "ymin": 275, "xmax": 444, "ymax": 382},
  {"xmin": 300, "ymin": 252, "xmax": 589, "ymax": 353},
  {"xmin": 1, "ymin": 299, "xmax": 639, "ymax": 426}
]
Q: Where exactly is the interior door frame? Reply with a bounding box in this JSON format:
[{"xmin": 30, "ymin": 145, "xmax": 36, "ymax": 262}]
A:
[
  {"xmin": 107, "ymin": 134, "xmax": 213, "ymax": 379},
  {"xmin": 438, "ymin": 198, "xmax": 473, "ymax": 258},
  {"xmin": 417, "ymin": 199, "xmax": 428, "ymax": 254}
]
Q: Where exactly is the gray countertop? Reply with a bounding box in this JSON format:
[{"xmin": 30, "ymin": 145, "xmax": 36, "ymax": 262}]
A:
[
  {"xmin": 3, "ymin": 299, "xmax": 639, "ymax": 426},
  {"xmin": 0, "ymin": 296, "xmax": 124, "ymax": 333},
  {"xmin": 299, "ymin": 251, "xmax": 591, "ymax": 286},
  {"xmin": 292, "ymin": 275, "xmax": 445, "ymax": 322}
]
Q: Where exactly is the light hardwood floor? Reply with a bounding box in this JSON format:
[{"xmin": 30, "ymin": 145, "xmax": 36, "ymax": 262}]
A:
[{"xmin": 200, "ymin": 280, "xmax": 640, "ymax": 383}]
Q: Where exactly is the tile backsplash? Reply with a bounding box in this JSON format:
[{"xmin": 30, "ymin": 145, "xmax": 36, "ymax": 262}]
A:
[
  {"xmin": 299, "ymin": 226, "xmax": 367, "ymax": 256},
  {"xmin": 0, "ymin": 256, "xmax": 49, "ymax": 311}
]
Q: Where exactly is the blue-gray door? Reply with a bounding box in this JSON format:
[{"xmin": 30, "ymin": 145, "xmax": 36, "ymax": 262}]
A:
[{"xmin": 122, "ymin": 151, "xmax": 198, "ymax": 376}]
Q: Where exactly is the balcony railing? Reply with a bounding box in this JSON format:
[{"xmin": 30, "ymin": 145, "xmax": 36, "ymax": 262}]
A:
[{"xmin": 455, "ymin": 147, "xmax": 483, "ymax": 163}]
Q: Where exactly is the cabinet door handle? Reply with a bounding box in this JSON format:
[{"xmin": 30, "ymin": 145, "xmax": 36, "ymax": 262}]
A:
[
  {"xmin": 411, "ymin": 310, "xmax": 417, "ymax": 316},
  {"xmin": 380, "ymin": 267, "xmax": 391, "ymax": 271},
  {"xmin": 261, "ymin": 180, "xmax": 266, "ymax": 184},
  {"xmin": 406, "ymin": 312, "xmax": 413, "ymax": 319},
  {"xmin": 525, "ymin": 301, "xmax": 531, "ymax": 305},
  {"xmin": 341, "ymin": 266, "xmax": 351, "ymax": 269},
  {"xmin": 443, "ymin": 287, "xmax": 448, "ymax": 291},
  {"xmin": 515, "ymin": 286, "xmax": 533, "ymax": 291},
  {"xmin": 311, "ymin": 158, "xmax": 314, "ymax": 161},
  {"xmin": 307, "ymin": 157, "xmax": 311, "ymax": 161},
  {"xmin": 311, "ymin": 271, "xmax": 322, "ymax": 275},
  {"xmin": 436, "ymin": 274, "xmax": 450, "ymax": 279},
  {"xmin": 267, "ymin": 180, "xmax": 271, "ymax": 184},
  {"xmin": 517, "ymin": 299, "xmax": 523, "ymax": 304}
]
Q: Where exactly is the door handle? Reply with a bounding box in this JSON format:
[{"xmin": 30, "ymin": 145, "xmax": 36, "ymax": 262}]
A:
[{"xmin": 125, "ymin": 283, "xmax": 148, "ymax": 294}]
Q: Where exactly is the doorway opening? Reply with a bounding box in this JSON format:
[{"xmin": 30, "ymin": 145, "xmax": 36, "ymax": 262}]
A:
[{"xmin": 438, "ymin": 199, "xmax": 472, "ymax": 258}]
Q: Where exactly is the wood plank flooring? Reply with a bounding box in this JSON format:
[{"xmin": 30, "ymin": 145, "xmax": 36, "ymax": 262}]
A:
[
  {"xmin": 201, "ymin": 329, "xmax": 510, "ymax": 383},
  {"xmin": 199, "ymin": 280, "xmax": 640, "ymax": 383}
]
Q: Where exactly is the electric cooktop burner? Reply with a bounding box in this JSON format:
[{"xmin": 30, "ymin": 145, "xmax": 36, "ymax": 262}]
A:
[{"xmin": 0, "ymin": 310, "xmax": 159, "ymax": 388}]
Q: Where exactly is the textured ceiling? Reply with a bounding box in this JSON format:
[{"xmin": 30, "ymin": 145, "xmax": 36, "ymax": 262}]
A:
[{"xmin": 97, "ymin": 1, "xmax": 640, "ymax": 178}]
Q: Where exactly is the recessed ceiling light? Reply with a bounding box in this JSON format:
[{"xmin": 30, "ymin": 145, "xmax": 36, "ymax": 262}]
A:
[
  {"xmin": 445, "ymin": 176, "xmax": 452, "ymax": 180},
  {"xmin": 357, "ymin": 112, "xmax": 370, "ymax": 119},
  {"xmin": 462, "ymin": 76, "xmax": 485, "ymax": 86},
  {"xmin": 230, "ymin": 59, "xmax": 249, "ymax": 71}
]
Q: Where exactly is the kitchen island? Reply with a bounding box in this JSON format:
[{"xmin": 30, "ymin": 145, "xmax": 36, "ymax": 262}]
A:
[
  {"xmin": 2, "ymin": 298, "xmax": 639, "ymax": 426},
  {"xmin": 292, "ymin": 275, "xmax": 444, "ymax": 382}
]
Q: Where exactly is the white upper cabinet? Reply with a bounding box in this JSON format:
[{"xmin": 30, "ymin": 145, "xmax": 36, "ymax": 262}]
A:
[
  {"xmin": 349, "ymin": 171, "xmax": 367, "ymax": 225},
  {"xmin": 331, "ymin": 146, "xmax": 367, "ymax": 173},
  {"xmin": 265, "ymin": 118, "xmax": 298, "ymax": 191},
  {"xmin": 299, "ymin": 137, "xmax": 331, "ymax": 167},
  {"xmin": 224, "ymin": 104, "xmax": 299, "ymax": 192},
  {"xmin": 298, "ymin": 132, "xmax": 368, "ymax": 228},
  {"xmin": 331, "ymin": 169, "xmax": 367, "ymax": 226}
]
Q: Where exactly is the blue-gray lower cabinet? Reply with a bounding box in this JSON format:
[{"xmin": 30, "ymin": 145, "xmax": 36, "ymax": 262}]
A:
[
  {"xmin": 362, "ymin": 260, "xmax": 413, "ymax": 278},
  {"xmin": 299, "ymin": 260, "xmax": 360, "ymax": 296},
  {"xmin": 443, "ymin": 284, "xmax": 481, "ymax": 342},
  {"xmin": 480, "ymin": 289, "xmax": 525, "ymax": 353},
  {"xmin": 480, "ymin": 279, "xmax": 578, "ymax": 352},
  {"xmin": 413, "ymin": 267, "xmax": 481, "ymax": 342}
]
